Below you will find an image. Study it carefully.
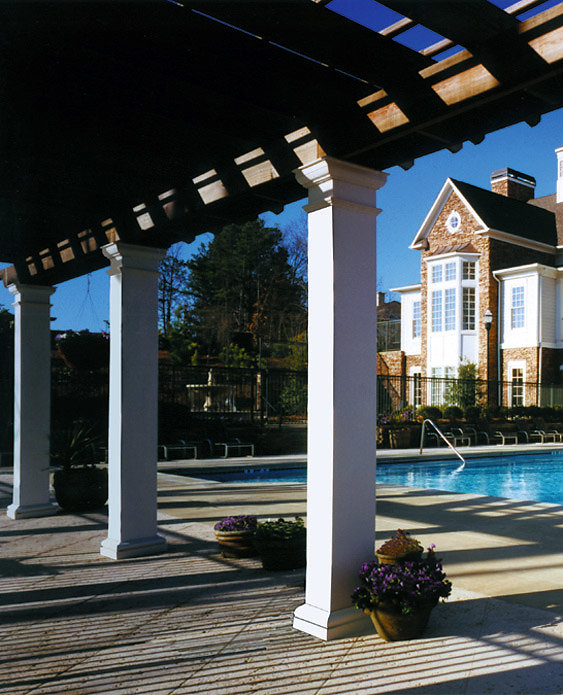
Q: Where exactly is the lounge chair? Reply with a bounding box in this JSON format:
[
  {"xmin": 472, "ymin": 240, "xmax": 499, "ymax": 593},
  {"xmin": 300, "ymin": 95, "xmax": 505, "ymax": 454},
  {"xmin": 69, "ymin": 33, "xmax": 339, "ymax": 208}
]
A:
[
  {"xmin": 214, "ymin": 438, "xmax": 255, "ymax": 458},
  {"xmin": 528, "ymin": 429, "xmax": 557, "ymax": 443},
  {"xmin": 459, "ymin": 425, "xmax": 489, "ymax": 445},
  {"xmin": 444, "ymin": 427, "xmax": 471, "ymax": 447},
  {"xmin": 492, "ymin": 424, "xmax": 524, "ymax": 445}
]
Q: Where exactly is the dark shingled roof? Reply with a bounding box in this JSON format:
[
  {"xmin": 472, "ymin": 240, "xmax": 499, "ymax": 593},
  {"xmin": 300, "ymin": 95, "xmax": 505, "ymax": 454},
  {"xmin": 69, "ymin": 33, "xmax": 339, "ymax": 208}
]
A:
[
  {"xmin": 529, "ymin": 194, "xmax": 563, "ymax": 246},
  {"xmin": 451, "ymin": 179, "xmax": 557, "ymax": 247}
]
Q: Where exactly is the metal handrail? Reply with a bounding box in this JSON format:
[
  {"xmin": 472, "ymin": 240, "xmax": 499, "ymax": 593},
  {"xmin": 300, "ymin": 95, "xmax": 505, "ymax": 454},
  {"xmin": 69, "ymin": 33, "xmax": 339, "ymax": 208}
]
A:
[{"xmin": 419, "ymin": 418, "xmax": 466, "ymax": 469}]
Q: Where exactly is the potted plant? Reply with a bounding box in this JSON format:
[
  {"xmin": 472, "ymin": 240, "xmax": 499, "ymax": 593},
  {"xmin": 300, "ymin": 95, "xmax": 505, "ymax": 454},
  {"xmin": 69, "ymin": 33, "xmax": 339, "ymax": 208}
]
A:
[
  {"xmin": 51, "ymin": 421, "xmax": 107, "ymax": 512},
  {"xmin": 214, "ymin": 515, "xmax": 258, "ymax": 558},
  {"xmin": 376, "ymin": 528, "xmax": 423, "ymax": 565},
  {"xmin": 254, "ymin": 517, "xmax": 306, "ymax": 570},
  {"xmin": 352, "ymin": 537, "xmax": 452, "ymax": 642}
]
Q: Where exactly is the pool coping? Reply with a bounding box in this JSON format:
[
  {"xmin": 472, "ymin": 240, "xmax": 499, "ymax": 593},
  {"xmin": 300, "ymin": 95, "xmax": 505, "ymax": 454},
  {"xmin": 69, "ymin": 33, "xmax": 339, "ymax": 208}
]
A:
[{"xmin": 157, "ymin": 441, "xmax": 563, "ymax": 475}]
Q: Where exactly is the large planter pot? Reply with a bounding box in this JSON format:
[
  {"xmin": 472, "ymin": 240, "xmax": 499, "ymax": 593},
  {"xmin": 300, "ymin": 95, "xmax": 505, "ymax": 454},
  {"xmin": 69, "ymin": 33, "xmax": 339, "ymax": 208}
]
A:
[
  {"xmin": 365, "ymin": 602, "xmax": 435, "ymax": 642},
  {"xmin": 389, "ymin": 428, "xmax": 411, "ymax": 449},
  {"xmin": 255, "ymin": 537, "xmax": 306, "ymax": 570},
  {"xmin": 376, "ymin": 549, "xmax": 423, "ymax": 566},
  {"xmin": 214, "ymin": 529, "xmax": 257, "ymax": 558},
  {"xmin": 53, "ymin": 467, "xmax": 108, "ymax": 512}
]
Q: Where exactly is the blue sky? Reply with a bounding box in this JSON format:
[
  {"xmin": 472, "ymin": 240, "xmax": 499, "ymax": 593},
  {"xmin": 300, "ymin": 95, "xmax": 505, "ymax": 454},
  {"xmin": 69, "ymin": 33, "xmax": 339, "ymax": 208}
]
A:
[{"xmin": 1, "ymin": 109, "xmax": 562, "ymax": 330}]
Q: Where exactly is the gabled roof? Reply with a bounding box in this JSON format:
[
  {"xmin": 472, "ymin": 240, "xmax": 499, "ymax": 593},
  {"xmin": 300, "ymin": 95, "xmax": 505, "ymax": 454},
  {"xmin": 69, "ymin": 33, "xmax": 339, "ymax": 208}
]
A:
[
  {"xmin": 529, "ymin": 194, "xmax": 563, "ymax": 246},
  {"xmin": 451, "ymin": 179, "xmax": 556, "ymax": 246},
  {"xmin": 411, "ymin": 178, "xmax": 557, "ymax": 250}
]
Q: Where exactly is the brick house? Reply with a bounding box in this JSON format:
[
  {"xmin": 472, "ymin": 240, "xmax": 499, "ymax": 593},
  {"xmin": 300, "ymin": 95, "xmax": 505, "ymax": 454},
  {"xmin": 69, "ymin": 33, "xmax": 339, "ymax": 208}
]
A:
[{"xmin": 391, "ymin": 147, "xmax": 563, "ymax": 407}]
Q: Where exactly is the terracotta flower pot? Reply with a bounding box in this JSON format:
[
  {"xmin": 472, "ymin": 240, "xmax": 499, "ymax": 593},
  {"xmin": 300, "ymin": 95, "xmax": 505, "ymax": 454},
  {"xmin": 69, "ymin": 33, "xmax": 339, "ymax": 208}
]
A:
[
  {"xmin": 376, "ymin": 549, "xmax": 423, "ymax": 566},
  {"xmin": 214, "ymin": 529, "xmax": 257, "ymax": 558},
  {"xmin": 366, "ymin": 602, "xmax": 434, "ymax": 641}
]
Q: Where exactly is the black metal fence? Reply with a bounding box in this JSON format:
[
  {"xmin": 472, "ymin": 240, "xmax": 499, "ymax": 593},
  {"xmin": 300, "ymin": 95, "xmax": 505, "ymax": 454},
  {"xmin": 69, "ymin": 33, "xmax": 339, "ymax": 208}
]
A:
[
  {"xmin": 160, "ymin": 365, "xmax": 307, "ymax": 423},
  {"xmin": 8, "ymin": 366, "xmax": 563, "ymax": 440},
  {"xmin": 377, "ymin": 373, "xmax": 563, "ymax": 415}
]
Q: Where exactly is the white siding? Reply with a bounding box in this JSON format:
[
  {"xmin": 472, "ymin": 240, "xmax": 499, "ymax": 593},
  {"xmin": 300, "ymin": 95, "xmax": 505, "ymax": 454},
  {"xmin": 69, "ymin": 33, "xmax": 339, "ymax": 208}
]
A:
[
  {"xmin": 500, "ymin": 274, "xmax": 537, "ymax": 348},
  {"xmin": 399, "ymin": 289, "xmax": 421, "ymax": 356},
  {"xmin": 541, "ymin": 275, "xmax": 557, "ymax": 346},
  {"xmin": 461, "ymin": 333, "xmax": 477, "ymax": 363}
]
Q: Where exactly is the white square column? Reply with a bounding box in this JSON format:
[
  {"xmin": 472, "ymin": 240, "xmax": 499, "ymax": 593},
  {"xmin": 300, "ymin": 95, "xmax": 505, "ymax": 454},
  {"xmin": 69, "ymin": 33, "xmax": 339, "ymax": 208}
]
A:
[
  {"xmin": 100, "ymin": 242, "xmax": 168, "ymax": 560},
  {"xmin": 293, "ymin": 157, "xmax": 387, "ymax": 640},
  {"xmin": 7, "ymin": 283, "xmax": 58, "ymax": 519}
]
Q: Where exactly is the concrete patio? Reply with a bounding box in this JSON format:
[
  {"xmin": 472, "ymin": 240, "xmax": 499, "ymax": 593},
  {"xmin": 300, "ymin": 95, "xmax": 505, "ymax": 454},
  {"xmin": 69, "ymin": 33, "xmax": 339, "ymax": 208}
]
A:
[{"xmin": 0, "ymin": 466, "xmax": 561, "ymax": 695}]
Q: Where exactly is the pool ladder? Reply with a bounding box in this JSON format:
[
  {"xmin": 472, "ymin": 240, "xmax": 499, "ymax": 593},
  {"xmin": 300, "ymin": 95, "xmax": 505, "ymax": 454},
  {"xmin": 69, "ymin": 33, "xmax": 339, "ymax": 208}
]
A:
[{"xmin": 420, "ymin": 419, "xmax": 466, "ymax": 470}]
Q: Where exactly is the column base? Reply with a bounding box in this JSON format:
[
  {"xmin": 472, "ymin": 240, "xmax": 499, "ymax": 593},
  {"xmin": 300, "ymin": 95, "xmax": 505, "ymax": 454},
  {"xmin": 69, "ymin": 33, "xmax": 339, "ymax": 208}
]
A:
[
  {"xmin": 100, "ymin": 534, "xmax": 167, "ymax": 560},
  {"xmin": 293, "ymin": 602, "xmax": 373, "ymax": 641},
  {"xmin": 7, "ymin": 502, "xmax": 59, "ymax": 519}
]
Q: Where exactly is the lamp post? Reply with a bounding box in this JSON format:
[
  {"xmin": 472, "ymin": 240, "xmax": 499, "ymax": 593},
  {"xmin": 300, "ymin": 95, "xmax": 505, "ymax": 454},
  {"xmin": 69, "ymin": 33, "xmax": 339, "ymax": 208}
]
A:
[{"xmin": 483, "ymin": 309, "xmax": 493, "ymax": 407}]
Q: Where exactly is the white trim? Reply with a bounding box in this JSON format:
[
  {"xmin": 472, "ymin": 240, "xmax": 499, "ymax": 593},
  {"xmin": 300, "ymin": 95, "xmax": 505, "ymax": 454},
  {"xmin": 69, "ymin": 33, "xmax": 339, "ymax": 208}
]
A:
[
  {"xmin": 422, "ymin": 250, "xmax": 480, "ymax": 262},
  {"xmin": 479, "ymin": 228, "xmax": 555, "ymax": 254},
  {"xmin": 410, "ymin": 177, "xmax": 557, "ymax": 253},
  {"xmin": 410, "ymin": 179, "xmax": 486, "ymax": 249},
  {"xmin": 391, "ymin": 283, "xmax": 421, "ymax": 293},
  {"xmin": 493, "ymin": 262, "xmax": 558, "ymax": 279},
  {"xmin": 491, "ymin": 173, "xmax": 535, "ymax": 190},
  {"xmin": 446, "ymin": 210, "xmax": 461, "ymax": 233}
]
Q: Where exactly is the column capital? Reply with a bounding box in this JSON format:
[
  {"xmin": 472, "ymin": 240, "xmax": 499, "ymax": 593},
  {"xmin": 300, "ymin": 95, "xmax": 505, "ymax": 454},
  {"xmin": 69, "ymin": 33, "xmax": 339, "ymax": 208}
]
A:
[
  {"xmin": 102, "ymin": 242, "xmax": 167, "ymax": 276},
  {"xmin": 7, "ymin": 283, "xmax": 55, "ymax": 304},
  {"xmin": 294, "ymin": 156, "xmax": 387, "ymax": 215}
]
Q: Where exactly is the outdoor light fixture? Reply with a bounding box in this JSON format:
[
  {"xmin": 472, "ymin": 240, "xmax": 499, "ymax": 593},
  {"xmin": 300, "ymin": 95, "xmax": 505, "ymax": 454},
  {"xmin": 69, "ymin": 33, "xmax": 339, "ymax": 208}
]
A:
[
  {"xmin": 483, "ymin": 309, "xmax": 493, "ymax": 330},
  {"xmin": 483, "ymin": 309, "xmax": 493, "ymax": 405}
]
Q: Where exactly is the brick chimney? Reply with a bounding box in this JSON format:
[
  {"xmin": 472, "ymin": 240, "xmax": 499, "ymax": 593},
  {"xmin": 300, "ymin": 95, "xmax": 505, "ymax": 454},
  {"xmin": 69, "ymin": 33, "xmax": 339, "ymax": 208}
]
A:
[
  {"xmin": 376, "ymin": 291, "xmax": 386, "ymax": 306},
  {"xmin": 490, "ymin": 167, "xmax": 535, "ymax": 202}
]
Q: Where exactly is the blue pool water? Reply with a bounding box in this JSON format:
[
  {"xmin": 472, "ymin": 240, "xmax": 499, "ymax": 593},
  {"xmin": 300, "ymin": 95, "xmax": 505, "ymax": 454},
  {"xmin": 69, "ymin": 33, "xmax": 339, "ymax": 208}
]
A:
[{"xmin": 196, "ymin": 452, "xmax": 563, "ymax": 505}]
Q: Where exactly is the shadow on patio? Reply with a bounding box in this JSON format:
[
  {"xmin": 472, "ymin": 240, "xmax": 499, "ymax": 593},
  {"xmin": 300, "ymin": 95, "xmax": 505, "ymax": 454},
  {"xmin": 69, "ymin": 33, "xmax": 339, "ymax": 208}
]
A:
[{"xmin": 0, "ymin": 471, "xmax": 561, "ymax": 694}]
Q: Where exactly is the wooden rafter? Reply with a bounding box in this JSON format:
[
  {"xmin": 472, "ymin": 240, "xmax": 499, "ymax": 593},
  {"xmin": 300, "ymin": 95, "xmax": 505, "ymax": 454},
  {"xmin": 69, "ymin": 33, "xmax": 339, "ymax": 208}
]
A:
[{"xmin": 1, "ymin": 0, "xmax": 562, "ymax": 287}]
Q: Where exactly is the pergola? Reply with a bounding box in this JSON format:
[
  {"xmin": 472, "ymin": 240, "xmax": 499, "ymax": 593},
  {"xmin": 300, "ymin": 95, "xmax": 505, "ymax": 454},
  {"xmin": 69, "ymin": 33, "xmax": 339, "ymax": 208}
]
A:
[{"xmin": 2, "ymin": 0, "xmax": 563, "ymax": 640}]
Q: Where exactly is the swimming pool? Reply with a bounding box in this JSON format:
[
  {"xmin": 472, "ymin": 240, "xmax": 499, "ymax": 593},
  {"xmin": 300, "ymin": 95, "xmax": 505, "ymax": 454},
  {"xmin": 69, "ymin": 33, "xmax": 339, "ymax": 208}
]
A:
[{"xmin": 195, "ymin": 452, "xmax": 563, "ymax": 505}]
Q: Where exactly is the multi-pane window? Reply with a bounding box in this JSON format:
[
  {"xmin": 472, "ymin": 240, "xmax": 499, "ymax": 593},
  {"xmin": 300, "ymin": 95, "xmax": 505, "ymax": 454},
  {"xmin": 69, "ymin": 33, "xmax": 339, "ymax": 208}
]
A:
[
  {"xmin": 511, "ymin": 368, "xmax": 524, "ymax": 406},
  {"xmin": 463, "ymin": 261, "xmax": 475, "ymax": 280},
  {"xmin": 431, "ymin": 265, "xmax": 443, "ymax": 284},
  {"xmin": 511, "ymin": 286, "xmax": 525, "ymax": 329},
  {"xmin": 412, "ymin": 300, "xmax": 421, "ymax": 338},
  {"xmin": 431, "ymin": 291, "xmax": 443, "ymax": 332},
  {"xmin": 463, "ymin": 287, "xmax": 475, "ymax": 330},
  {"xmin": 444, "ymin": 288, "xmax": 456, "ymax": 330},
  {"xmin": 445, "ymin": 262, "xmax": 456, "ymax": 281}
]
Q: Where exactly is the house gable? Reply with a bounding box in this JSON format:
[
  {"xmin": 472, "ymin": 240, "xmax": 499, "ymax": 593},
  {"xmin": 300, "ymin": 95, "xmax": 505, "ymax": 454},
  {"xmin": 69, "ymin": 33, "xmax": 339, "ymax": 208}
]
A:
[
  {"xmin": 410, "ymin": 179, "xmax": 485, "ymax": 250},
  {"xmin": 411, "ymin": 177, "xmax": 557, "ymax": 253}
]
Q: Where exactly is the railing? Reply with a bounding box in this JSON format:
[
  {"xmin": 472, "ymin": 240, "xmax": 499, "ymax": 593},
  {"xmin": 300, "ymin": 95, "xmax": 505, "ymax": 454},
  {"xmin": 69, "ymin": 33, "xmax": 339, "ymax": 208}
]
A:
[
  {"xmin": 48, "ymin": 363, "xmax": 308, "ymax": 426},
  {"xmin": 377, "ymin": 374, "xmax": 563, "ymax": 415},
  {"xmin": 419, "ymin": 418, "xmax": 465, "ymax": 468}
]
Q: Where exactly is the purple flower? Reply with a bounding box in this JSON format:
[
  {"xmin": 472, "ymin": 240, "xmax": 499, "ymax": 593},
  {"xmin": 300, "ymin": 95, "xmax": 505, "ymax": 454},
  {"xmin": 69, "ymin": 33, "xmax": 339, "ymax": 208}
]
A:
[
  {"xmin": 352, "ymin": 552, "xmax": 452, "ymax": 615},
  {"xmin": 214, "ymin": 515, "xmax": 258, "ymax": 532}
]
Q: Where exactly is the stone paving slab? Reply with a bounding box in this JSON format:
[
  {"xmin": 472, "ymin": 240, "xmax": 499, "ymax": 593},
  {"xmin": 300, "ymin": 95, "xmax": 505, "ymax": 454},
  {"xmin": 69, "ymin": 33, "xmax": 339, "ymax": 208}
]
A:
[{"xmin": 0, "ymin": 472, "xmax": 562, "ymax": 695}]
